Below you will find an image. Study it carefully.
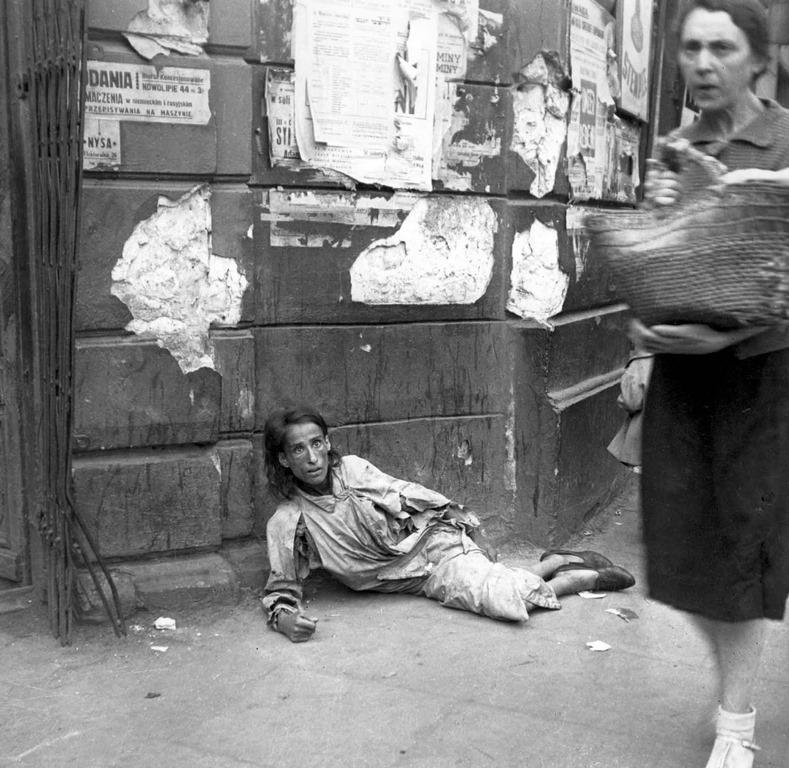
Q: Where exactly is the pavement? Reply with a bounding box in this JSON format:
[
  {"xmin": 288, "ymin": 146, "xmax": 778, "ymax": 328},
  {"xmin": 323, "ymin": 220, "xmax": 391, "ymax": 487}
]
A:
[{"xmin": 1, "ymin": 481, "xmax": 788, "ymax": 768}]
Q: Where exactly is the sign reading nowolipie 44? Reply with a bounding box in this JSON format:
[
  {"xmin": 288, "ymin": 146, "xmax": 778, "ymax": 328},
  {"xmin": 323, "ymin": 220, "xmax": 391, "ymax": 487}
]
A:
[{"xmin": 84, "ymin": 61, "xmax": 211, "ymax": 125}]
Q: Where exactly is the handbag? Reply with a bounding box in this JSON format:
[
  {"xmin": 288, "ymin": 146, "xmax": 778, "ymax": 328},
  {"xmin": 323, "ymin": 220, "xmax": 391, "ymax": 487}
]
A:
[{"xmin": 585, "ymin": 139, "xmax": 789, "ymax": 328}]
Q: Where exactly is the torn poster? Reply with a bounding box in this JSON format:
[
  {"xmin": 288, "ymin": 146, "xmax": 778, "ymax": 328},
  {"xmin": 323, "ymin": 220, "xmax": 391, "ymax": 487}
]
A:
[
  {"xmin": 82, "ymin": 117, "xmax": 121, "ymax": 170},
  {"xmin": 507, "ymin": 219, "xmax": 568, "ymax": 325},
  {"xmin": 111, "ymin": 186, "xmax": 248, "ymax": 374},
  {"xmin": 602, "ymin": 115, "xmax": 641, "ymax": 203},
  {"xmin": 566, "ymin": 0, "xmax": 616, "ymax": 200},
  {"xmin": 265, "ymin": 68, "xmax": 301, "ymax": 166},
  {"xmin": 292, "ymin": 0, "xmax": 477, "ymax": 190},
  {"xmin": 260, "ymin": 189, "xmax": 421, "ymax": 248},
  {"xmin": 349, "ymin": 196, "xmax": 496, "ymax": 305},
  {"xmin": 123, "ymin": 0, "xmax": 209, "ymax": 60},
  {"xmin": 85, "ymin": 61, "xmax": 211, "ymax": 125},
  {"xmin": 432, "ymin": 82, "xmax": 505, "ymax": 192}
]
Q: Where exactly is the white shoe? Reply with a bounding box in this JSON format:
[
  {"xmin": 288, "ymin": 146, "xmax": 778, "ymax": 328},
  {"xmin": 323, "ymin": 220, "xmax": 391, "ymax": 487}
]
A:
[{"xmin": 705, "ymin": 706, "xmax": 760, "ymax": 768}]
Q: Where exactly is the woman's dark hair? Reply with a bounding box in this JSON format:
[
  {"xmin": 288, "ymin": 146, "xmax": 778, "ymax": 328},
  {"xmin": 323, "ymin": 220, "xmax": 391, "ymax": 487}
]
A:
[
  {"xmin": 263, "ymin": 405, "xmax": 342, "ymax": 499},
  {"xmin": 676, "ymin": 0, "xmax": 770, "ymax": 77}
]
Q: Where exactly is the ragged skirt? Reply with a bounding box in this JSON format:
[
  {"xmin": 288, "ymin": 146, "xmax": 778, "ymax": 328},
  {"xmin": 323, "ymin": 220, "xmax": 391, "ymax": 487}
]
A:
[{"xmin": 641, "ymin": 347, "xmax": 789, "ymax": 621}]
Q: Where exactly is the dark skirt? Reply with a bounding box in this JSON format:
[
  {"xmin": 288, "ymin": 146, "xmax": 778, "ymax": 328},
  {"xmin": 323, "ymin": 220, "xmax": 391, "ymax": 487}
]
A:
[{"xmin": 641, "ymin": 347, "xmax": 789, "ymax": 621}]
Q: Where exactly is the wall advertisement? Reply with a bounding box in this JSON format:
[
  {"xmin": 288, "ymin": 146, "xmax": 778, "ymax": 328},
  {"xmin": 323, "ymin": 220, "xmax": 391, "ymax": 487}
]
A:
[{"xmin": 84, "ymin": 61, "xmax": 211, "ymax": 125}]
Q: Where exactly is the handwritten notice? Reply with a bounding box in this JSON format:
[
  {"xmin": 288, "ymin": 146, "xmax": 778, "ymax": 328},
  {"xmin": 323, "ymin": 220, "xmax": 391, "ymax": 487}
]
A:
[{"xmin": 85, "ymin": 61, "xmax": 211, "ymax": 125}]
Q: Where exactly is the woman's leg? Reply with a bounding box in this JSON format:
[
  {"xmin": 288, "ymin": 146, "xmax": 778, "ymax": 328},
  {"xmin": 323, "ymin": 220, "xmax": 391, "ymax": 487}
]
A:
[
  {"xmin": 692, "ymin": 616, "xmax": 767, "ymax": 713},
  {"xmin": 691, "ymin": 616, "xmax": 767, "ymax": 768}
]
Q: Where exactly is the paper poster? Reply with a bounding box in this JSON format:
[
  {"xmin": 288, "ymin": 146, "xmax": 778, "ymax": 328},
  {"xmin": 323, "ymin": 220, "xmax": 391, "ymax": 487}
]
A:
[
  {"xmin": 265, "ymin": 68, "xmax": 301, "ymax": 165},
  {"xmin": 291, "ymin": 0, "xmax": 477, "ymax": 190},
  {"xmin": 616, "ymin": 0, "xmax": 653, "ymax": 120},
  {"xmin": 566, "ymin": 0, "xmax": 616, "ymax": 200},
  {"xmin": 82, "ymin": 118, "xmax": 121, "ymax": 170},
  {"xmin": 85, "ymin": 61, "xmax": 211, "ymax": 124}
]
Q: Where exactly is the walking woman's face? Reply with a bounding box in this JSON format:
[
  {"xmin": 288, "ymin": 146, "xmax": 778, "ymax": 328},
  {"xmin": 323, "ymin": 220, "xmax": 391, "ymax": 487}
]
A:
[{"xmin": 678, "ymin": 8, "xmax": 764, "ymax": 114}]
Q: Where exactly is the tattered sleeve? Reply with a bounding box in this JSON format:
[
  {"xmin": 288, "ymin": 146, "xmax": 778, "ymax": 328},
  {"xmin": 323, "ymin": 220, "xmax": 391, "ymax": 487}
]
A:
[{"xmin": 261, "ymin": 503, "xmax": 310, "ymax": 624}]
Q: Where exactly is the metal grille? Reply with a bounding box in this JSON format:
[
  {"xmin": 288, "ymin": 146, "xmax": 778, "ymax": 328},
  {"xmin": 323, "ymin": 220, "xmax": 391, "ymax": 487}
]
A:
[{"xmin": 17, "ymin": 0, "xmax": 124, "ymax": 643}]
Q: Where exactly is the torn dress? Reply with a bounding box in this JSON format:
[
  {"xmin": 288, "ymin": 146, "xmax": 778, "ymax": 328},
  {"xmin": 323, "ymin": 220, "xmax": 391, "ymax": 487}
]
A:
[{"xmin": 262, "ymin": 455, "xmax": 560, "ymax": 625}]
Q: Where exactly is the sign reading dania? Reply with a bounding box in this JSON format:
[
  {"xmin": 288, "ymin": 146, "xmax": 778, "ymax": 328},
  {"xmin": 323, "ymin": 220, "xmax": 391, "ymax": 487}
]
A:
[{"xmin": 84, "ymin": 61, "xmax": 211, "ymax": 125}]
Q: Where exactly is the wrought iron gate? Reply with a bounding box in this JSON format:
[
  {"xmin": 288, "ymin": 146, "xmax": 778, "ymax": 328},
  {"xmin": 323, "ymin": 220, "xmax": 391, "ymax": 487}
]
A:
[{"xmin": 5, "ymin": 0, "xmax": 124, "ymax": 643}]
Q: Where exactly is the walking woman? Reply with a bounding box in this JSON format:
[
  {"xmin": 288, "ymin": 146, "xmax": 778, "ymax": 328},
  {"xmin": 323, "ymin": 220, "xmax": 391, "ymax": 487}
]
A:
[{"xmin": 631, "ymin": 1, "xmax": 789, "ymax": 766}]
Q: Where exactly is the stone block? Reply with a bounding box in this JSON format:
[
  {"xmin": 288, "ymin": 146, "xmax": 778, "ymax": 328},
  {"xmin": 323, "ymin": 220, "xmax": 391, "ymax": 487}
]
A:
[
  {"xmin": 77, "ymin": 181, "xmax": 255, "ymax": 333},
  {"xmin": 75, "ymin": 569, "xmax": 138, "ymax": 623},
  {"xmin": 207, "ymin": 0, "xmax": 254, "ymax": 52},
  {"xmin": 212, "ymin": 58, "xmax": 253, "ymax": 177},
  {"xmin": 73, "ymin": 337, "xmax": 221, "ymax": 451},
  {"xmin": 550, "ymin": 389, "xmax": 630, "ymax": 540},
  {"xmin": 508, "ymin": 322, "xmax": 628, "ymax": 545},
  {"xmin": 255, "ymin": 191, "xmax": 508, "ymax": 325},
  {"xmin": 73, "ymin": 448, "xmax": 223, "ymax": 558},
  {"xmin": 255, "ymin": 0, "xmax": 293, "ymax": 64},
  {"xmin": 500, "ymin": 0, "xmax": 570, "ymax": 80},
  {"xmin": 213, "ymin": 330, "xmax": 256, "ymax": 434},
  {"xmin": 221, "ymin": 540, "xmax": 269, "ymax": 590},
  {"xmin": 523, "ymin": 313, "xmax": 631, "ymax": 394},
  {"xmin": 123, "ymin": 553, "xmax": 240, "ymax": 610},
  {"xmin": 255, "ymin": 321, "xmax": 508, "ymax": 427},
  {"xmin": 217, "ymin": 439, "xmax": 255, "ymax": 539}
]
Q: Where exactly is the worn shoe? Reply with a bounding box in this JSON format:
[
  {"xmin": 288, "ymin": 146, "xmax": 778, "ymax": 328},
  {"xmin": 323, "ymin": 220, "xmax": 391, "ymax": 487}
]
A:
[
  {"xmin": 554, "ymin": 563, "xmax": 635, "ymax": 591},
  {"xmin": 539, "ymin": 549, "xmax": 614, "ymax": 569},
  {"xmin": 706, "ymin": 707, "xmax": 759, "ymax": 768}
]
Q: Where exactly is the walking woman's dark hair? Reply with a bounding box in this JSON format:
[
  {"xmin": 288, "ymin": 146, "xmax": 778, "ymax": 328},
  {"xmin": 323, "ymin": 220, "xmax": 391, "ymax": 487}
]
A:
[
  {"xmin": 676, "ymin": 0, "xmax": 770, "ymax": 77},
  {"xmin": 263, "ymin": 405, "xmax": 342, "ymax": 499}
]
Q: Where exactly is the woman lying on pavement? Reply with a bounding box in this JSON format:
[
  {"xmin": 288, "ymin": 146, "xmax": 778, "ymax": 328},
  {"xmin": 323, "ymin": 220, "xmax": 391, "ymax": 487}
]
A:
[{"xmin": 261, "ymin": 405, "xmax": 635, "ymax": 643}]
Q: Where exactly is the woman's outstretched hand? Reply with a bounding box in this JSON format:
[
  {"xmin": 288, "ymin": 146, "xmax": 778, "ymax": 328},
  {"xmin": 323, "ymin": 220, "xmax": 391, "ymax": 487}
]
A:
[{"xmin": 276, "ymin": 610, "xmax": 318, "ymax": 643}]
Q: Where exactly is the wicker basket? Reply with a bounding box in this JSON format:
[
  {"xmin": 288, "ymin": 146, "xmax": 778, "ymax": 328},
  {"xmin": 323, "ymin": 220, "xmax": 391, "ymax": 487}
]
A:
[{"xmin": 585, "ymin": 141, "xmax": 789, "ymax": 328}]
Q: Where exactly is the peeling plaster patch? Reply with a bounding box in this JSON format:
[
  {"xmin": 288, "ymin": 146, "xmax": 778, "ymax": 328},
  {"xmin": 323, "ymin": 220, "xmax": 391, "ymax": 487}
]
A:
[
  {"xmin": 507, "ymin": 219, "xmax": 568, "ymax": 326},
  {"xmin": 124, "ymin": 0, "xmax": 209, "ymax": 60},
  {"xmin": 350, "ymin": 197, "xmax": 496, "ymax": 305},
  {"xmin": 511, "ymin": 53, "xmax": 570, "ymax": 198},
  {"xmin": 511, "ymin": 84, "xmax": 570, "ymax": 199},
  {"xmin": 111, "ymin": 185, "xmax": 248, "ymax": 374}
]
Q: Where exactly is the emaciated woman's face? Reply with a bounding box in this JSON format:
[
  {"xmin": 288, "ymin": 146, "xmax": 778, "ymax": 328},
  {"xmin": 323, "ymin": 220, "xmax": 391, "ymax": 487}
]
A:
[
  {"xmin": 678, "ymin": 8, "xmax": 765, "ymax": 114},
  {"xmin": 278, "ymin": 421, "xmax": 331, "ymax": 489}
]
